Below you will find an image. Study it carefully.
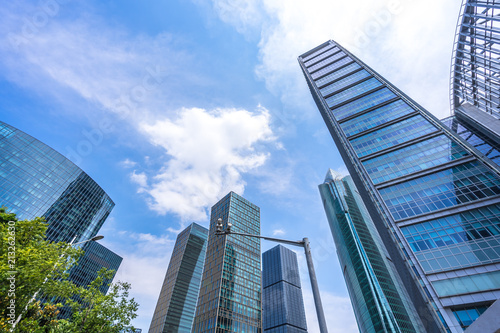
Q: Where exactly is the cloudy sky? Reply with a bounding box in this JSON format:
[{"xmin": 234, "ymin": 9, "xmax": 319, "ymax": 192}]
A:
[{"xmin": 1, "ymin": 0, "xmax": 461, "ymax": 331}]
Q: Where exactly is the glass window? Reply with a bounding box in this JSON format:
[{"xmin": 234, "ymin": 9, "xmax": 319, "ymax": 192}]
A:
[
  {"xmin": 311, "ymin": 57, "xmax": 352, "ymax": 80},
  {"xmin": 315, "ymin": 62, "xmax": 361, "ymax": 87},
  {"xmin": 320, "ymin": 69, "xmax": 371, "ymax": 96},
  {"xmin": 326, "ymin": 77, "xmax": 382, "ymax": 108},
  {"xmin": 308, "ymin": 51, "xmax": 346, "ymax": 73},
  {"xmin": 332, "ymin": 87, "xmax": 397, "ymax": 121},
  {"xmin": 304, "ymin": 46, "xmax": 339, "ymax": 67}
]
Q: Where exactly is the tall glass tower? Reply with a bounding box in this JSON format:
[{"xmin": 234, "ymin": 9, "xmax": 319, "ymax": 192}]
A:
[
  {"xmin": 192, "ymin": 192, "xmax": 262, "ymax": 333},
  {"xmin": 299, "ymin": 40, "xmax": 500, "ymax": 332},
  {"xmin": 0, "ymin": 121, "xmax": 114, "ymax": 245},
  {"xmin": 319, "ymin": 171, "xmax": 426, "ymax": 333},
  {"xmin": 262, "ymin": 244, "xmax": 307, "ymax": 333},
  {"xmin": 149, "ymin": 222, "xmax": 208, "ymax": 333}
]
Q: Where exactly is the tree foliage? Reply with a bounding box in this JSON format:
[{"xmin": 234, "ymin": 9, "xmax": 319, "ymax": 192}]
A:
[{"xmin": 0, "ymin": 208, "xmax": 139, "ymax": 332}]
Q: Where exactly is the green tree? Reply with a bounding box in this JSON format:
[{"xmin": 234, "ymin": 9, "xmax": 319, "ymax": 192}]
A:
[{"xmin": 0, "ymin": 208, "xmax": 139, "ymax": 332}]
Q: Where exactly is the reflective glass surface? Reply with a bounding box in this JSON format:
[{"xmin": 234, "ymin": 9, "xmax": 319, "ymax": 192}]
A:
[
  {"xmin": 193, "ymin": 192, "xmax": 261, "ymax": 333},
  {"xmin": 302, "ymin": 44, "xmax": 333, "ymax": 62},
  {"xmin": 308, "ymin": 51, "xmax": 346, "ymax": 73},
  {"xmin": 262, "ymin": 245, "xmax": 307, "ymax": 332},
  {"xmin": 340, "ymin": 100, "xmax": 413, "ymax": 137},
  {"xmin": 149, "ymin": 223, "xmax": 208, "ymax": 333},
  {"xmin": 363, "ymin": 135, "xmax": 469, "ymax": 184},
  {"xmin": 350, "ymin": 115, "xmax": 437, "ymax": 158},
  {"xmin": 314, "ymin": 62, "xmax": 361, "ymax": 88},
  {"xmin": 0, "ymin": 121, "xmax": 114, "ymax": 244},
  {"xmin": 380, "ymin": 161, "xmax": 500, "ymax": 221},
  {"xmin": 319, "ymin": 173, "xmax": 425, "ymax": 333},
  {"xmin": 332, "ymin": 88, "xmax": 397, "ymax": 121},
  {"xmin": 432, "ymin": 270, "xmax": 500, "ymax": 297},
  {"xmin": 326, "ymin": 77, "xmax": 382, "ymax": 108},
  {"xmin": 452, "ymin": 305, "xmax": 490, "ymax": 330},
  {"xmin": 442, "ymin": 115, "xmax": 500, "ymax": 168},
  {"xmin": 320, "ymin": 69, "xmax": 371, "ymax": 97},
  {"xmin": 401, "ymin": 205, "xmax": 500, "ymax": 272},
  {"xmin": 304, "ymin": 46, "xmax": 339, "ymax": 67},
  {"xmin": 311, "ymin": 57, "xmax": 352, "ymax": 80}
]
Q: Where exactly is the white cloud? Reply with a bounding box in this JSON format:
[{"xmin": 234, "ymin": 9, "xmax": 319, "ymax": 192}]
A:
[
  {"xmin": 137, "ymin": 106, "xmax": 275, "ymax": 221},
  {"xmin": 119, "ymin": 158, "xmax": 137, "ymax": 168},
  {"xmin": 204, "ymin": 0, "xmax": 460, "ymax": 119},
  {"xmin": 272, "ymin": 228, "xmax": 285, "ymax": 236},
  {"xmin": 130, "ymin": 171, "xmax": 148, "ymax": 191}
]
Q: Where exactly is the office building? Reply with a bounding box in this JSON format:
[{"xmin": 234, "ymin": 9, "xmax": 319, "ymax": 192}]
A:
[
  {"xmin": 262, "ymin": 244, "xmax": 307, "ymax": 333},
  {"xmin": 0, "ymin": 121, "xmax": 114, "ymax": 244},
  {"xmin": 319, "ymin": 171, "xmax": 426, "ymax": 333},
  {"xmin": 192, "ymin": 192, "xmax": 262, "ymax": 333},
  {"xmin": 299, "ymin": 38, "xmax": 500, "ymax": 332},
  {"xmin": 0, "ymin": 121, "xmax": 121, "ymax": 308},
  {"xmin": 149, "ymin": 223, "xmax": 208, "ymax": 333}
]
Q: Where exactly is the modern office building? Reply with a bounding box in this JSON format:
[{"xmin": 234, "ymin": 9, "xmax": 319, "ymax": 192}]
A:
[
  {"xmin": 262, "ymin": 245, "xmax": 307, "ymax": 333},
  {"xmin": 299, "ymin": 39, "xmax": 500, "ymax": 332},
  {"xmin": 0, "ymin": 121, "xmax": 114, "ymax": 245},
  {"xmin": 149, "ymin": 222, "xmax": 208, "ymax": 333},
  {"xmin": 0, "ymin": 121, "xmax": 121, "ymax": 307},
  {"xmin": 319, "ymin": 171, "xmax": 426, "ymax": 333},
  {"xmin": 192, "ymin": 192, "xmax": 262, "ymax": 333}
]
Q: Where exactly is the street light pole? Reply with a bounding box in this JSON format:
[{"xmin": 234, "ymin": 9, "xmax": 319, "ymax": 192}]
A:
[
  {"xmin": 215, "ymin": 219, "xmax": 329, "ymax": 333},
  {"xmin": 10, "ymin": 235, "xmax": 104, "ymax": 332}
]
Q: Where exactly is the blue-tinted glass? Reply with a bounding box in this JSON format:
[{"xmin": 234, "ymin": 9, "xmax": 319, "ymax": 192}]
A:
[
  {"xmin": 453, "ymin": 305, "xmax": 490, "ymax": 329},
  {"xmin": 308, "ymin": 51, "xmax": 346, "ymax": 73},
  {"xmin": 320, "ymin": 69, "xmax": 371, "ymax": 96},
  {"xmin": 326, "ymin": 77, "xmax": 382, "ymax": 108},
  {"xmin": 311, "ymin": 57, "xmax": 352, "ymax": 79},
  {"xmin": 332, "ymin": 88, "xmax": 397, "ymax": 120},
  {"xmin": 315, "ymin": 62, "xmax": 361, "ymax": 87},
  {"xmin": 302, "ymin": 44, "xmax": 334, "ymax": 62},
  {"xmin": 363, "ymin": 135, "xmax": 469, "ymax": 184},
  {"xmin": 340, "ymin": 100, "xmax": 414, "ymax": 137},
  {"xmin": 380, "ymin": 161, "xmax": 500, "ymax": 221},
  {"xmin": 350, "ymin": 115, "xmax": 437, "ymax": 158},
  {"xmin": 304, "ymin": 46, "xmax": 339, "ymax": 67}
]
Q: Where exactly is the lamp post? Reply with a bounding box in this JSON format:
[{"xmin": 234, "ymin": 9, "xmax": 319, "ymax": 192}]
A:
[
  {"xmin": 215, "ymin": 218, "xmax": 329, "ymax": 333},
  {"xmin": 10, "ymin": 235, "xmax": 104, "ymax": 331}
]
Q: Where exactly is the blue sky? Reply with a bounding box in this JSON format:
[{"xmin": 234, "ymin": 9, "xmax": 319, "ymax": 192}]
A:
[{"xmin": 1, "ymin": 0, "xmax": 461, "ymax": 331}]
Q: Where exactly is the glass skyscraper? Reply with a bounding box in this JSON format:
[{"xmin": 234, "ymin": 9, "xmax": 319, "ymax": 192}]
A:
[
  {"xmin": 0, "ymin": 121, "xmax": 114, "ymax": 245},
  {"xmin": 149, "ymin": 222, "xmax": 208, "ymax": 333},
  {"xmin": 192, "ymin": 192, "xmax": 262, "ymax": 333},
  {"xmin": 319, "ymin": 171, "xmax": 426, "ymax": 333},
  {"xmin": 299, "ymin": 39, "xmax": 500, "ymax": 332},
  {"xmin": 262, "ymin": 244, "xmax": 307, "ymax": 333},
  {"xmin": 0, "ymin": 121, "xmax": 121, "ymax": 309}
]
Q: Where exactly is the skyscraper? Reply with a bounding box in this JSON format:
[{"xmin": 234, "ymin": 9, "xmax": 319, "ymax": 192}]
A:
[
  {"xmin": 299, "ymin": 40, "xmax": 500, "ymax": 332},
  {"xmin": 262, "ymin": 245, "xmax": 307, "ymax": 333},
  {"xmin": 0, "ymin": 121, "xmax": 121, "ymax": 305},
  {"xmin": 149, "ymin": 222, "xmax": 208, "ymax": 333},
  {"xmin": 319, "ymin": 171, "xmax": 425, "ymax": 333},
  {"xmin": 192, "ymin": 192, "xmax": 262, "ymax": 333},
  {"xmin": 0, "ymin": 121, "xmax": 114, "ymax": 245}
]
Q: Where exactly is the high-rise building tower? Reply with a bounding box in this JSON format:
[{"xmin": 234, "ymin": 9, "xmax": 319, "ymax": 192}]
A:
[
  {"xmin": 262, "ymin": 244, "xmax": 307, "ymax": 333},
  {"xmin": 192, "ymin": 192, "xmax": 262, "ymax": 333},
  {"xmin": 0, "ymin": 121, "xmax": 121, "ymax": 303},
  {"xmin": 319, "ymin": 171, "xmax": 426, "ymax": 333},
  {"xmin": 299, "ymin": 40, "xmax": 500, "ymax": 332},
  {"xmin": 149, "ymin": 222, "xmax": 208, "ymax": 333}
]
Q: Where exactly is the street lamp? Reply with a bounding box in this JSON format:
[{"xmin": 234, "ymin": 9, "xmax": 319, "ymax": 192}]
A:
[
  {"xmin": 10, "ymin": 235, "xmax": 104, "ymax": 331},
  {"xmin": 215, "ymin": 218, "xmax": 329, "ymax": 333}
]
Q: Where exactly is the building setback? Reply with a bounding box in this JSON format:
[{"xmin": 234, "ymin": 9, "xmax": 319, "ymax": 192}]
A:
[
  {"xmin": 262, "ymin": 244, "xmax": 307, "ymax": 333},
  {"xmin": 319, "ymin": 171, "xmax": 425, "ymax": 333},
  {"xmin": 299, "ymin": 39, "xmax": 500, "ymax": 332},
  {"xmin": 192, "ymin": 192, "xmax": 262, "ymax": 333},
  {"xmin": 149, "ymin": 222, "xmax": 208, "ymax": 333}
]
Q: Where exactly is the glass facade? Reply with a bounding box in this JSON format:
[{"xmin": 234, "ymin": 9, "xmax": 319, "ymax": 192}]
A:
[
  {"xmin": 149, "ymin": 223, "xmax": 208, "ymax": 333},
  {"xmin": 192, "ymin": 192, "xmax": 261, "ymax": 333},
  {"xmin": 319, "ymin": 172, "xmax": 425, "ymax": 333},
  {"xmin": 262, "ymin": 245, "xmax": 307, "ymax": 333},
  {"xmin": 300, "ymin": 40, "xmax": 500, "ymax": 332},
  {"xmin": 451, "ymin": 0, "xmax": 500, "ymax": 118},
  {"xmin": 0, "ymin": 121, "xmax": 114, "ymax": 244}
]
